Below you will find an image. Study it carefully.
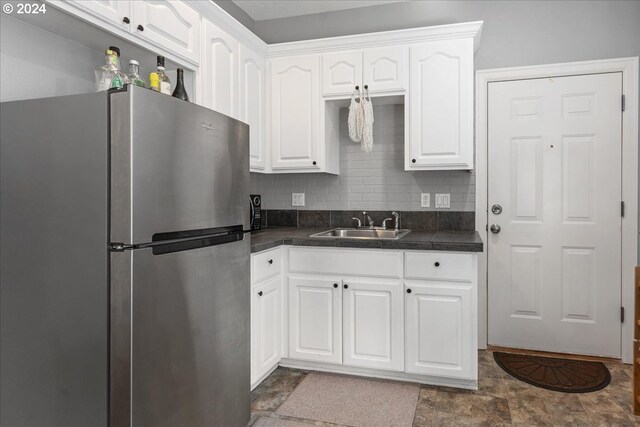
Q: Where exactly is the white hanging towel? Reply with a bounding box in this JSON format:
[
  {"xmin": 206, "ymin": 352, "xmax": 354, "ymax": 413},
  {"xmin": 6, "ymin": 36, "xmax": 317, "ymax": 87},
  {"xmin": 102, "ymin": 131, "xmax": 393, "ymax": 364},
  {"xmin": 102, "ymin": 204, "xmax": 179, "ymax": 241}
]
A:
[
  {"xmin": 348, "ymin": 88, "xmax": 363, "ymax": 143},
  {"xmin": 361, "ymin": 89, "xmax": 374, "ymax": 153}
]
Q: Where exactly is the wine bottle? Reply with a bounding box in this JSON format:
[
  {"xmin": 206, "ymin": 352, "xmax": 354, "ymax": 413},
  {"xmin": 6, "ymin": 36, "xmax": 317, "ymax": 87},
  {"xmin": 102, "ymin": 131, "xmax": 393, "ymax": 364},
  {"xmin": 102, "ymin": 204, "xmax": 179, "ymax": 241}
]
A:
[{"xmin": 171, "ymin": 68, "xmax": 189, "ymax": 102}]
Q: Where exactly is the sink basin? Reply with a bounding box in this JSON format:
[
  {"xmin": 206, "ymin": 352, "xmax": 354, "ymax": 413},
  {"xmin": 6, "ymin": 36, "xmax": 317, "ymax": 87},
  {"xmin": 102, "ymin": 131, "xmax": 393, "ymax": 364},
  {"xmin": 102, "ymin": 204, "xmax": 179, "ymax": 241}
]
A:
[{"xmin": 309, "ymin": 228, "xmax": 411, "ymax": 240}]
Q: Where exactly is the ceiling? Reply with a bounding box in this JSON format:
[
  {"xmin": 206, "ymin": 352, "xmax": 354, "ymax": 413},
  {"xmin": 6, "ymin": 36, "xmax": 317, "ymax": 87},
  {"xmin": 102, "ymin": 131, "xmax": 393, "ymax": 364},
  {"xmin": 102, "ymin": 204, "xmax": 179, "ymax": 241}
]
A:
[{"xmin": 232, "ymin": 1, "xmax": 406, "ymax": 21}]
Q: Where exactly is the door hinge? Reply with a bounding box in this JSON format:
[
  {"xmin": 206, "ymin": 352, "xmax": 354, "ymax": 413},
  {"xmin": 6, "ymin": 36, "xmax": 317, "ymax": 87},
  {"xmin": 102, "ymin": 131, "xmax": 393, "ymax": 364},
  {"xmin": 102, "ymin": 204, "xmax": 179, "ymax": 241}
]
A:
[
  {"xmin": 622, "ymin": 94, "xmax": 626, "ymax": 112},
  {"xmin": 621, "ymin": 306, "xmax": 625, "ymax": 323},
  {"xmin": 621, "ymin": 201, "xmax": 625, "ymax": 217}
]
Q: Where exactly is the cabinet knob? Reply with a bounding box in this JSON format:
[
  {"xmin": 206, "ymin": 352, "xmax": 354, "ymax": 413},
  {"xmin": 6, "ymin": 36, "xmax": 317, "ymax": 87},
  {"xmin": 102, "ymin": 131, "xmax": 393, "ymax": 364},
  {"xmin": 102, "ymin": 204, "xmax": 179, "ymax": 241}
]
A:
[
  {"xmin": 435, "ymin": 262, "xmax": 440, "ymax": 267},
  {"xmin": 364, "ymin": 84, "xmax": 368, "ymax": 90},
  {"xmin": 258, "ymin": 291, "xmax": 263, "ymax": 296},
  {"xmin": 312, "ymin": 161, "xmax": 317, "ymax": 166},
  {"xmin": 137, "ymin": 24, "xmax": 144, "ymax": 32},
  {"xmin": 122, "ymin": 16, "xmax": 130, "ymax": 24},
  {"xmin": 333, "ymin": 283, "xmax": 338, "ymax": 288},
  {"xmin": 343, "ymin": 284, "xmax": 348, "ymax": 289},
  {"xmin": 407, "ymin": 288, "xmax": 412, "ymax": 294},
  {"xmin": 268, "ymin": 259, "xmax": 273, "ymax": 264},
  {"xmin": 411, "ymin": 159, "xmax": 416, "ymax": 164}
]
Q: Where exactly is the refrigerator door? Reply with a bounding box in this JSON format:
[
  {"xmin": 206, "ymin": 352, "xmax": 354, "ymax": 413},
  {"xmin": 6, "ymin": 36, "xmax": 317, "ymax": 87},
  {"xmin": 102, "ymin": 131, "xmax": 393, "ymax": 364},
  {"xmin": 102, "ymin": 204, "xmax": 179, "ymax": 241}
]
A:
[
  {"xmin": 110, "ymin": 237, "xmax": 250, "ymax": 427},
  {"xmin": 110, "ymin": 86, "xmax": 250, "ymax": 245},
  {"xmin": 1, "ymin": 93, "xmax": 109, "ymax": 427}
]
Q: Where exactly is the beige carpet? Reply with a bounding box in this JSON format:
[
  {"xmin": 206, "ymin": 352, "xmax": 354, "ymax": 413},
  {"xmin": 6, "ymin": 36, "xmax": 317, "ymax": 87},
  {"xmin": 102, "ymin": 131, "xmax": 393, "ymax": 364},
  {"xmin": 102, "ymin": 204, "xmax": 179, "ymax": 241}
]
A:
[{"xmin": 275, "ymin": 373, "xmax": 420, "ymax": 427}]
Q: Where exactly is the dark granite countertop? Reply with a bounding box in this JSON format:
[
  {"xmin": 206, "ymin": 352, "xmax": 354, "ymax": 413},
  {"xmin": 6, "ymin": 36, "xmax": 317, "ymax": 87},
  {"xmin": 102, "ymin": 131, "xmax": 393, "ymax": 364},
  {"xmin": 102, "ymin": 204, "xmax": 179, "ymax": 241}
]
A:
[{"xmin": 249, "ymin": 226, "xmax": 483, "ymax": 253}]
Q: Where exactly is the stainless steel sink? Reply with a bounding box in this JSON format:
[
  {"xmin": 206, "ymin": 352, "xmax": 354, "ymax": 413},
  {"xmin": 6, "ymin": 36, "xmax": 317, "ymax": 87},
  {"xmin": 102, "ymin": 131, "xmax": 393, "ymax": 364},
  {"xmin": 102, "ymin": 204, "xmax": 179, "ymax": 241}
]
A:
[{"xmin": 309, "ymin": 228, "xmax": 411, "ymax": 240}]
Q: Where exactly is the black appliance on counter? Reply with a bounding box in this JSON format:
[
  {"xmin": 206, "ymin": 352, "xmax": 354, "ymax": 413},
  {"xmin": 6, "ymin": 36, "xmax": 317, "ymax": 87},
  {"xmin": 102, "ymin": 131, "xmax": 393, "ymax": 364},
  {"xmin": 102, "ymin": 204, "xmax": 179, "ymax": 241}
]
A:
[{"xmin": 250, "ymin": 194, "xmax": 262, "ymax": 230}]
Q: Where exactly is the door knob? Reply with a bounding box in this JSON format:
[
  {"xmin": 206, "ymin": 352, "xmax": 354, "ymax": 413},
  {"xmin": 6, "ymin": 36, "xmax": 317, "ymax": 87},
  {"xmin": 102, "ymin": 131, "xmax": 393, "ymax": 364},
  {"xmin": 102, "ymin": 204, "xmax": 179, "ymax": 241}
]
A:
[
  {"xmin": 137, "ymin": 24, "xmax": 144, "ymax": 31},
  {"xmin": 491, "ymin": 204, "xmax": 503, "ymax": 215},
  {"xmin": 490, "ymin": 224, "xmax": 501, "ymax": 234},
  {"xmin": 258, "ymin": 291, "xmax": 263, "ymax": 296},
  {"xmin": 333, "ymin": 283, "xmax": 338, "ymax": 288}
]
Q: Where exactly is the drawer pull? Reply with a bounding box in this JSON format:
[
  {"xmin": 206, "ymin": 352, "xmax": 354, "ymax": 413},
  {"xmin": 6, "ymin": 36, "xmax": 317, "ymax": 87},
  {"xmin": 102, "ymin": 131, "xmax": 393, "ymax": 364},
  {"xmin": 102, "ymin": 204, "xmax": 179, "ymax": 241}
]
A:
[
  {"xmin": 258, "ymin": 291, "xmax": 263, "ymax": 296},
  {"xmin": 435, "ymin": 262, "xmax": 440, "ymax": 267},
  {"xmin": 344, "ymin": 284, "xmax": 349, "ymax": 289},
  {"xmin": 333, "ymin": 283, "xmax": 338, "ymax": 288},
  {"xmin": 407, "ymin": 288, "xmax": 412, "ymax": 294},
  {"xmin": 268, "ymin": 259, "xmax": 273, "ymax": 264}
]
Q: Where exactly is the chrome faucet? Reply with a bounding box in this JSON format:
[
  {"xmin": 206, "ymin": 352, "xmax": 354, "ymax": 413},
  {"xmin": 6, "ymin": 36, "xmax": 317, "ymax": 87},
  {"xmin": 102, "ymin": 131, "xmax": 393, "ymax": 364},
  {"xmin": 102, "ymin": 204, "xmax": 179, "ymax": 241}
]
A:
[
  {"xmin": 382, "ymin": 217, "xmax": 394, "ymax": 229},
  {"xmin": 392, "ymin": 211, "xmax": 399, "ymax": 231},
  {"xmin": 351, "ymin": 217, "xmax": 362, "ymax": 228},
  {"xmin": 363, "ymin": 211, "xmax": 374, "ymax": 229}
]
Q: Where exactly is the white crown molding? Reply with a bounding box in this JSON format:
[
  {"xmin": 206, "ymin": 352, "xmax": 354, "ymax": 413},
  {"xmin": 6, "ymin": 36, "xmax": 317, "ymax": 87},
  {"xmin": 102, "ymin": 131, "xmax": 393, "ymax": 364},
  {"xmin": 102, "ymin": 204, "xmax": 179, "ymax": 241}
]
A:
[
  {"xmin": 185, "ymin": 0, "xmax": 267, "ymax": 55},
  {"xmin": 266, "ymin": 21, "xmax": 483, "ymax": 58}
]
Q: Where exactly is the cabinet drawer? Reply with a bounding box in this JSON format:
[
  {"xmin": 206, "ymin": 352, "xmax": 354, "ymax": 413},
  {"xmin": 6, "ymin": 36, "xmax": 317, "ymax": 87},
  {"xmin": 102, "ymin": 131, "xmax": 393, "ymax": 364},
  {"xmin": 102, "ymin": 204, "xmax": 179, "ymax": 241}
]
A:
[
  {"xmin": 289, "ymin": 248, "xmax": 402, "ymax": 278},
  {"xmin": 404, "ymin": 252, "xmax": 473, "ymax": 281},
  {"xmin": 252, "ymin": 247, "xmax": 282, "ymax": 284}
]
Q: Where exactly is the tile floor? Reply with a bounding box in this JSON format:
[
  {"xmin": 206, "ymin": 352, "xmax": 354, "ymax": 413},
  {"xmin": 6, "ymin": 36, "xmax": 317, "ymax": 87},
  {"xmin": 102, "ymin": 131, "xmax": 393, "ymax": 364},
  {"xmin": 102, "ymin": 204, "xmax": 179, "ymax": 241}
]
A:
[{"xmin": 250, "ymin": 350, "xmax": 639, "ymax": 427}]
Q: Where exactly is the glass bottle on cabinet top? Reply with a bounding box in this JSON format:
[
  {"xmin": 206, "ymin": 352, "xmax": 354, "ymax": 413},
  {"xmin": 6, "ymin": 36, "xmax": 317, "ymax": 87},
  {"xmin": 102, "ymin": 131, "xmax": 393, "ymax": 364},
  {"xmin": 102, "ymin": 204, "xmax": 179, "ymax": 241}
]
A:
[
  {"xmin": 94, "ymin": 48, "xmax": 126, "ymax": 92},
  {"xmin": 156, "ymin": 56, "xmax": 171, "ymax": 95},
  {"xmin": 171, "ymin": 68, "xmax": 189, "ymax": 102}
]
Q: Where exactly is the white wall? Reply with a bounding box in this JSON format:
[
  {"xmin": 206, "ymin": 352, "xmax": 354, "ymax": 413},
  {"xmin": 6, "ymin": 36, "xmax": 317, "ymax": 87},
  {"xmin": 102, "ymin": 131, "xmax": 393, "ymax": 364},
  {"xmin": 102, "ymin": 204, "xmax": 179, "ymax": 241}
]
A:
[{"xmin": 0, "ymin": 14, "xmax": 102, "ymax": 102}]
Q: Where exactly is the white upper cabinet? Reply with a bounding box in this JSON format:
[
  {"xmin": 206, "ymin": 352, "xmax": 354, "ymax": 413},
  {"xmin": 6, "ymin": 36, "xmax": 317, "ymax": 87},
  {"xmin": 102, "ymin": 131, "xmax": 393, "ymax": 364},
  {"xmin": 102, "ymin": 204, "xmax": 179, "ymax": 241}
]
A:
[
  {"xmin": 239, "ymin": 45, "xmax": 266, "ymax": 171},
  {"xmin": 408, "ymin": 38, "xmax": 474, "ymax": 170},
  {"xmin": 132, "ymin": 1, "xmax": 200, "ymax": 64},
  {"xmin": 322, "ymin": 52, "xmax": 362, "ymax": 96},
  {"xmin": 270, "ymin": 56, "xmax": 322, "ymax": 171},
  {"xmin": 321, "ymin": 47, "xmax": 407, "ymax": 96},
  {"xmin": 201, "ymin": 19, "xmax": 238, "ymax": 118},
  {"xmin": 64, "ymin": 0, "xmax": 131, "ymax": 28},
  {"xmin": 362, "ymin": 47, "xmax": 408, "ymax": 93}
]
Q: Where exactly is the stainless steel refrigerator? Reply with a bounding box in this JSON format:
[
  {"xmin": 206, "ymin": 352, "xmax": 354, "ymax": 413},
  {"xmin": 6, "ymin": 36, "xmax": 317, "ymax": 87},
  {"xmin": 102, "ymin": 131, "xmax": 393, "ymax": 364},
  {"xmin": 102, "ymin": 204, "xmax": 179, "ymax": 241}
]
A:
[{"xmin": 0, "ymin": 86, "xmax": 251, "ymax": 427}]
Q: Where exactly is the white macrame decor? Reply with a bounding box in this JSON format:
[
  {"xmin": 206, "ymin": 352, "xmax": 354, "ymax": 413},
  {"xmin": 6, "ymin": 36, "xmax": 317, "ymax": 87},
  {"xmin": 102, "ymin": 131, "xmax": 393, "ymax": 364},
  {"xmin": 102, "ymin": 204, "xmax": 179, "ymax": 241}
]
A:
[{"xmin": 348, "ymin": 88, "xmax": 363, "ymax": 143}]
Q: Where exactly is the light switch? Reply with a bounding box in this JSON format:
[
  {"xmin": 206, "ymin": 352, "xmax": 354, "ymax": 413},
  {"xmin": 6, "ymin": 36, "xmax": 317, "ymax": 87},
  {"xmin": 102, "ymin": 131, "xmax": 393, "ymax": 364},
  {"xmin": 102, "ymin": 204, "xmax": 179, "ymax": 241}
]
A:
[
  {"xmin": 292, "ymin": 193, "xmax": 305, "ymax": 207},
  {"xmin": 435, "ymin": 193, "xmax": 450, "ymax": 209},
  {"xmin": 421, "ymin": 193, "xmax": 431, "ymax": 208}
]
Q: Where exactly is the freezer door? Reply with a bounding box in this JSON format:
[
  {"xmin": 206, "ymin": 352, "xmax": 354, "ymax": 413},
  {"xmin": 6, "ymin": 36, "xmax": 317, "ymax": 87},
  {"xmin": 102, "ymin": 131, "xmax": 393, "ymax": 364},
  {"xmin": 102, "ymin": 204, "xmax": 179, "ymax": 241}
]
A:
[
  {"xmin": 110, "ymin": 86, "xmax": 250, "ymax": 245},
  {"xmin": 110, "ymin": 237, "xmax": 250, "ymax": 427}
]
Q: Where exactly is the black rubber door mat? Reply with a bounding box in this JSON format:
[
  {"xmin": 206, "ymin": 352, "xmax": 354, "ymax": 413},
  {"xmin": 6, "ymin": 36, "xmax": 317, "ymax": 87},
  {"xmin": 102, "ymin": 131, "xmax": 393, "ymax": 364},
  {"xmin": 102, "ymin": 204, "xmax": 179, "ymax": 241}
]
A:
[{"xmin": 493, "ymin": 351, "xmax": 611, "ymax": 393}]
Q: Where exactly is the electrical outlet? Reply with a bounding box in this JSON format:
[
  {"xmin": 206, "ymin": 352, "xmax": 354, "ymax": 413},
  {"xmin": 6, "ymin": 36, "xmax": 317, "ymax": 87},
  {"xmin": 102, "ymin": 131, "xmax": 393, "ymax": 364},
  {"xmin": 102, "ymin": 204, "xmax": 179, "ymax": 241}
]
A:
[
  {"xmin": 421, "ymin": 193, "xmax": 431, "ymax": 208},
  {"xmin": 435, "ymin": 193, "xmax": 450, "ymax": 209},
  {"xmin": 292, "ymin": 193, "xmax": 305, "ymax": 207}
]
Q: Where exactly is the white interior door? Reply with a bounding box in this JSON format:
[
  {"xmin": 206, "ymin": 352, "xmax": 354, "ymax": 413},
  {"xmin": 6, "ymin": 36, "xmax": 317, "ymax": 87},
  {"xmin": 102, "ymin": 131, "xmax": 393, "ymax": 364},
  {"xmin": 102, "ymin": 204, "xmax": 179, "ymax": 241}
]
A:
[{"xmin": 488, "ymin": 73, "xmax": 623, "ymax": 358}]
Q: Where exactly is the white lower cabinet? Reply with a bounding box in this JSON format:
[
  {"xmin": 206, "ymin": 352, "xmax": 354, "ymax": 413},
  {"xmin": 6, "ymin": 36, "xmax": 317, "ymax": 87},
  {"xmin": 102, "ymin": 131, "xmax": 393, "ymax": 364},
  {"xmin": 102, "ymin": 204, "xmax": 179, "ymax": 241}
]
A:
[
  {"xmin": 342, "ymin": 278, "xmax": 404, "ymax": 371},
  {"xmin": 251, "ymin": 275, "xmax": 281, "ymax": 387},
  {"xmin": 251, "ymin": 246, "xmax": 478, "ymax": 390},
  {"xmin": 405, "ymin": 281, "xmax": 474, "ymax": 379},
  {"xmin": 288, "ymin": 276, "xmax": 343, "ymax": 364}
]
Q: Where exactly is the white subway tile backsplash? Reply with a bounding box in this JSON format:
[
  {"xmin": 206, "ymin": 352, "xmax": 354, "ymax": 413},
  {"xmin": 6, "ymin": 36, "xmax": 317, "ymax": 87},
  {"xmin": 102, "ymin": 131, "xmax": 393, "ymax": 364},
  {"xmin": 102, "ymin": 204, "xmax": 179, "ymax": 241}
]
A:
[{"xmin": 250, "ymin": 104, "xmax": 476, "ymax": 211}]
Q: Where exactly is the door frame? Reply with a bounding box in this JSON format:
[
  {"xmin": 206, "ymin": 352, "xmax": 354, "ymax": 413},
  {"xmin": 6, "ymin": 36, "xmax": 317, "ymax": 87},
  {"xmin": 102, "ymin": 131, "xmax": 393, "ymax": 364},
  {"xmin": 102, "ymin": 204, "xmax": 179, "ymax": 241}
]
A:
[{"xmin": 475, "ymin": 57, "xmax": 639, "ymax": 362}]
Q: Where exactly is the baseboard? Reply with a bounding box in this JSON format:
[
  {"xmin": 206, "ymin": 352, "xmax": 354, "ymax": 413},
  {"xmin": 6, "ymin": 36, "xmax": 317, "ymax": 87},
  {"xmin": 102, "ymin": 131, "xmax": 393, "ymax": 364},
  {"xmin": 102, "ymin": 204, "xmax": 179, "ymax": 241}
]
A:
[{"xmin": 277, "ymin": 358, "xmax": 478, "ymax": 390}]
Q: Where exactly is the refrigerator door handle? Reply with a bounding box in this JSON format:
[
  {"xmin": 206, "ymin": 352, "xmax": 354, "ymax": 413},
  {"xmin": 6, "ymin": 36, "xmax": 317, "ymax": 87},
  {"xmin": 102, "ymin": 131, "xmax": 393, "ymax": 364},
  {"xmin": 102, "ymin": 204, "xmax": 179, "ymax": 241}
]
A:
[
  {"xmin": 109, "ymin": 226, "xmax": 246, "ymax": 253},
  {"xmin": 108, "ymin": 242, "xmax": 134, "ymax": 252}
]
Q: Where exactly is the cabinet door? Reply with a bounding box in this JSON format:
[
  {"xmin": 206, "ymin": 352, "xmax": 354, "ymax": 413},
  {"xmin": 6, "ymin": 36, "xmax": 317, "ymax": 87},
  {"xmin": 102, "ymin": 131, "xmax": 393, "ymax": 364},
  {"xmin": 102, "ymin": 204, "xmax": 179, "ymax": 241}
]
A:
[
  {"xmin": 362, "ymin": 46, "xmax": 408, "ymax": 93},
  {"xmin": 251, "ymin": 276, "xmax": 281, "ymax": 387},
  {"xmin": 321, "ymin": 52, "xmax": 362, "ymax": 96},
  {"xmin": 65, "ymin": 0, "xmax": 131, "ymax": 29},
  {"xmin": 405, "ymin": 281, "xmax": 473, "ymax": 379},
  {"xmin": 132, "ymin": 1, "xmax": 200, "ymax": 64},
  {"xmin": 240, "ymin": 45, "xmax": 266, "ymax": 170},
  {"xmin": 408, "ymin": 39, "xmax": 473, "ymax": 170},
  {"xmin": 270, "ymin": 56, "xmax": 321, "ymax": 171},
  {"xmin": 202, "ymin": 19, "xmax": 239, "ymax": 118},
  {"xmin": 343, "ymin": 278, "xmax": 404, "ymax": 371},
  {"xmin": 289, "ymin": 276, "xmax": 342, "ymax": 364}
]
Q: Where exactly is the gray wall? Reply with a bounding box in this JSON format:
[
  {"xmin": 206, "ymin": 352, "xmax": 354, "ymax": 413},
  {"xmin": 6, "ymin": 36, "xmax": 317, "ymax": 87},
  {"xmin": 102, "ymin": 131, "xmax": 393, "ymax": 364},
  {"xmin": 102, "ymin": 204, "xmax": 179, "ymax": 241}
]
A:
[
  {"xmin": 254, "ymin": 0, "xmax": 640, "ymax": 71},
  {"xmin": 248, "ymin": 0, "xmax": 640, "ymax": 213},
  {"xmin": 0, "ymin": 14, "xmax": 102, "ymax": 102},
  {"xmin": 213, "ymin": 0, "xmax": 255, "ymax": 32},
  {"xmin": 251, "ymin": 105, "xmax": 475, "ymax": 211}
]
